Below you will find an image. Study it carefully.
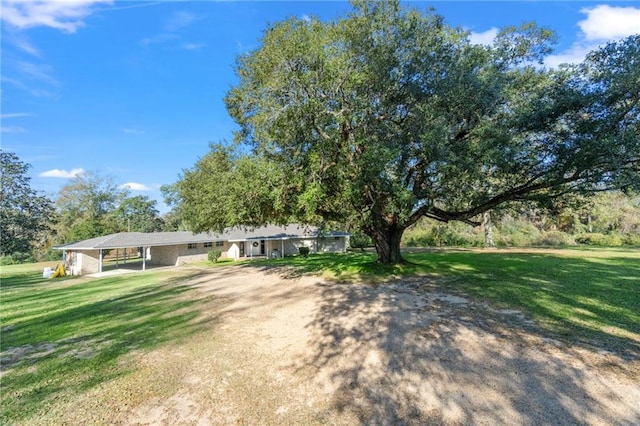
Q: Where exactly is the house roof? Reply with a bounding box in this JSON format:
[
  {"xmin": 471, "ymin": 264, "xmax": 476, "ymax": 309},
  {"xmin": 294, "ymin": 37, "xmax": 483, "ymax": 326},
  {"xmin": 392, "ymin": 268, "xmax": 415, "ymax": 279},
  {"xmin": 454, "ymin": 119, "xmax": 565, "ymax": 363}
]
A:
[{"xmin": 55, "ymin": 224, "xmax": 349, "ymax": 250}]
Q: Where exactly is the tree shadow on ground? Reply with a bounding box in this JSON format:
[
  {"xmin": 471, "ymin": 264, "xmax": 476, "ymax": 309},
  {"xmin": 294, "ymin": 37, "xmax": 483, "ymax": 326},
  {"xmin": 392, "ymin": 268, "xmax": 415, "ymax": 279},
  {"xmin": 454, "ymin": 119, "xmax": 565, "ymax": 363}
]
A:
[
  {"xmin": 258, "ymin": 249, "xmax": 639, "ymax": 360},
  {"xmin": 0, "ymin": 270, "xmax": 220, "ymax": 423},
  {"xmin": 402, "ymin": 251, "xmax": 640, "ymax": 360},
  {"xmin": 299, "ymin": 277, "xmax": 640, "ymax": 424}
]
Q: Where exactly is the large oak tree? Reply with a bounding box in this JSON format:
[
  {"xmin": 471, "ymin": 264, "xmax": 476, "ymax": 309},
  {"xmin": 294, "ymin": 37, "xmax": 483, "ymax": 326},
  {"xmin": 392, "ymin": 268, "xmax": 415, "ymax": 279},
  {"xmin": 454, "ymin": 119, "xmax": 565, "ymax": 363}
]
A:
[{"xmin": 178, "ymin": 1, "xmax": 639, "ymax": 263}]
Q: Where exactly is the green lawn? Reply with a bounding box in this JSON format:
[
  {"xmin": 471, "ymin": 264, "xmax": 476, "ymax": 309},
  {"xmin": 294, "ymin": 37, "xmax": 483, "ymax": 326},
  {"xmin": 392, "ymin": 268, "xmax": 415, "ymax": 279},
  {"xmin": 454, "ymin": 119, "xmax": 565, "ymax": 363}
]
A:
[
  {"xmin": 1, "ymin": 248, "xmax": 639, "ymax": 423},
  {"xmin": 0, "ymin": 264, "xmax": 213, "ymax": 423},
  {"xmin": 408, "ymin": 248, "xmax": 639, "ymax": 353}
]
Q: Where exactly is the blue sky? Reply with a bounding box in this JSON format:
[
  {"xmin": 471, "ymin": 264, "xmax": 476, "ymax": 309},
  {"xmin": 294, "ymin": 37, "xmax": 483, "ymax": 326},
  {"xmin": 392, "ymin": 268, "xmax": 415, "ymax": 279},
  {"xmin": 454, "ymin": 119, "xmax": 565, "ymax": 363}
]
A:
[{"xmin": 2, "ymin": 1, "xmax": 639, "ymax": 213}]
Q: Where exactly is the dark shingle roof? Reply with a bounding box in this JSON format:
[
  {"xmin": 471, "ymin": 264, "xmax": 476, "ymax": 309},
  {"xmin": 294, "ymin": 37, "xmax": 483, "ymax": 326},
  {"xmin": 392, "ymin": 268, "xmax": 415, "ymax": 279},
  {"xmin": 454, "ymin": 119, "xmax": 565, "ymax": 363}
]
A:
[{"xmin": 55, "ymin": 224, "xmax": 349, "ymax": 250}]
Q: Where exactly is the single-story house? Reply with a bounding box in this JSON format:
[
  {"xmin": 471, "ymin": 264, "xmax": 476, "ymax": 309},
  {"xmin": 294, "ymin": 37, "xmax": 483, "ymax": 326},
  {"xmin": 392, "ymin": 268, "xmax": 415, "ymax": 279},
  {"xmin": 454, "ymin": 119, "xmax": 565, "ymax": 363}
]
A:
[{"xmin": 55, "ymin": 224, "xmax": 350, "ymax": 276}]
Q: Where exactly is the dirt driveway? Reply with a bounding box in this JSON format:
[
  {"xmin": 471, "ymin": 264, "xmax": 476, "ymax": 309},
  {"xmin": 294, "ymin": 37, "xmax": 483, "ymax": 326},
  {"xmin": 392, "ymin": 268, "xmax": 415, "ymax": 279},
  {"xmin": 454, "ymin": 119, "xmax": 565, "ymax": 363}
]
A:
[{"xmin": 54, "ymin": 264, "xmax": 639, "ymax": 425}]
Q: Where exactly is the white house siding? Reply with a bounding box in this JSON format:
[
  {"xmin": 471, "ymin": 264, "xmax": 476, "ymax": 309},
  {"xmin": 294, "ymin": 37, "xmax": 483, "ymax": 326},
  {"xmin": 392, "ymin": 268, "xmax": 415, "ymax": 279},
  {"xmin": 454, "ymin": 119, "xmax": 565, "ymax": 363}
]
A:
[
  {"xmin": 233, "ymin": 238, "xmax": 335, "ymax": 258},
  {"xmin": 261, "ymin": 237, "xmax": 348, "ymax": 257},
  {"xmin": 228, "ymin": 243, "xmax": 240, "ymax": 260},
  {"xmin": 317, "ymin": 236, "xmax": 349, "ymax": 253},
  {"xmin": 282, "ymin": 237, "xmax": 348, "ymax": 255},
  {"xmin": 286, "ymin": 238, "xmax": 311, "ymax": 255},
  {"xmin": 264, "ymin": 239, "xmax": 298, "ymax": 257}
]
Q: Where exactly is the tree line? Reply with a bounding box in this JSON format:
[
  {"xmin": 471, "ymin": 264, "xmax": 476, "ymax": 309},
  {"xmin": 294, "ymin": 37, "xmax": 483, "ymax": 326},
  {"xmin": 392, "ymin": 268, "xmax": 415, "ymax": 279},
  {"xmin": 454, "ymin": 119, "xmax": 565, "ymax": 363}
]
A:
[
  {"xmin": 401, "ymin": 192, "xmax": 640, "ymax": 249},
  {"xmin": 0, "ymin": 150, "xmax": 185, "ymax": 264}
]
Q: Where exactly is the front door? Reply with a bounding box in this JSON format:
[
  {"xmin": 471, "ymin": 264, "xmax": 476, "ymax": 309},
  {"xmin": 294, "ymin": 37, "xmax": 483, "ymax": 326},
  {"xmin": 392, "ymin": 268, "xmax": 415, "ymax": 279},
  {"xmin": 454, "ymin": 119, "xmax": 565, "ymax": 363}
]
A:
[{"xmin": 239, "ymin": 242, "xmax": 245, "ymax": 257}]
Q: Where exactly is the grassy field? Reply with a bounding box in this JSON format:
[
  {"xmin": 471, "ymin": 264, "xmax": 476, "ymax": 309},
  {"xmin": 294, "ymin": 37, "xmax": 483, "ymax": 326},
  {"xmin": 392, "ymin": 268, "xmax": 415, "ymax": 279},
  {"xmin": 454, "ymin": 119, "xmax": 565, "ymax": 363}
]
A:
[
  {"xmin": 1, "ymin": 247, "xmax": 639, "ymax": 423},
  {"xmin": 0, "ymin": 264, "xmax": 213, "ymax": 423}
]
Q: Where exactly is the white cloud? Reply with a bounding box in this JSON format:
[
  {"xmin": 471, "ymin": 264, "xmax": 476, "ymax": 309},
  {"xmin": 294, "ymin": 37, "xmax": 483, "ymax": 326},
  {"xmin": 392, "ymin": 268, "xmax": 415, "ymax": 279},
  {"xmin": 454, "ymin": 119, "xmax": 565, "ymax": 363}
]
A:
[
  {"xmin": 300, "ymin": 14, "xmax": 312, "ymax": 23},
  {"xmin": 1, "ymin": 75, "xmax": 54, "ymax": 97},
  {"xmin": 1, "ymin": 112, "xmax": 32, "ymax": 119},
  {"xmin": 2, "ymin": 61, "xmax": 59, "ymax": 98},
  {"xmin": 546, "ymin": 5, "xmax": 640, "ymax": 68},
  {"xmin": 122, "ymin": 127, "xmax": 144, "ymax": 134},
  {"xmin": 1, "ymin": 0, "xmax": 113, "ymax": 33},
  {"xmin": 120, "ymin": 182, "xmax": 150, "ymax": 191},
  {"xmin": 1, "ymin": 126, "xmax": 27, "ymax": 133},
  {"xmin": 545, "ymin": 44, "xmax": 593, "ymax": 69},
  {"xmin": 18, "ymin": 39, "xmax": 41, "ymax": 57},
  {"xmin": 3, "ymin": 31, "xmax": 42, "ymax": 56},
  {"xmin": 16, "ymin": 61, "xmax": 59, "ymax": 86},
  {"xmin": 181, "ymin": 42, "xmax": 205, "ymax": 51},
  {"xmin": 469, "ymin": 27, "xmax": 498, "ymax": 46},
  {"xmin": 142, "ymin": 11, "xmax": 202, "ymax": 51},
  {"xmin": 579, "ymin": 5, "xmax": 640, "ymax": 41},
  {"xmin": 40, "ymin": 168, "xmax": 85, "ymax": 178},
  {"xmin": 140, "ymin": 32, "xmax": 180, "ymax": 47},
  {"xmin": 164, "ymin": 11, "xmax": 197, "ymax": 32}
]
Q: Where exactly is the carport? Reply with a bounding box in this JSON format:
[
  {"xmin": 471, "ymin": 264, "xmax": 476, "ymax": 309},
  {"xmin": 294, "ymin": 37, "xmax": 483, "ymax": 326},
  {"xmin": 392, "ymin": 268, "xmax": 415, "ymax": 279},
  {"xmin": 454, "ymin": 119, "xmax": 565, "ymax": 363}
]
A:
[{"xmin": 55, "ymin": 231, "xmax": 219, "ymax": 277}]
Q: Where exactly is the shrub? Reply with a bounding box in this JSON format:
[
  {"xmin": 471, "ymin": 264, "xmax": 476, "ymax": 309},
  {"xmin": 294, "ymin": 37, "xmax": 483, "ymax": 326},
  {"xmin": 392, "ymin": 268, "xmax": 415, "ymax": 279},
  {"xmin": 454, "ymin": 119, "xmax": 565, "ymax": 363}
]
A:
[
  {"xmin": 494, "ymin": 216, "xmax": 540, "ymax": 247},
  {"xmin": 575, "ymin": 233, "xmax": 623, "ymax": 246},
  {"xmin": 534, "ymin": 231, "xmax": 575, "ymax": 247},
  {"xmin": 37, "ymin": 249, "xmax": 63, "ymax": 262},
  {"xmin": 576, "ymin": 233, "xmax": 605, "ymax": 245},
  {"xmin": 298, "ymin": 246, "xmax": 310, "ymax": 257},
  {"xmin": 607, "ymin": 234, "xmax": 624, "ymax": 246},
  {"xmin": 403, "ymin": 222, "xmax": 483, "ymax": 247},
  {"xmin": 208, "ymin": 250, "xmax": 222, "ymax": 263},
  {"xmin": 623, "ymin": 233, "xmax": 640, "ymax": 246},
  {"xmin": 349, "ymin": 232, "xmax": 372, "ymax": 249},
  {"xmin": 0, "ymin": 252, "xmax": 35, "ymax": 265}
]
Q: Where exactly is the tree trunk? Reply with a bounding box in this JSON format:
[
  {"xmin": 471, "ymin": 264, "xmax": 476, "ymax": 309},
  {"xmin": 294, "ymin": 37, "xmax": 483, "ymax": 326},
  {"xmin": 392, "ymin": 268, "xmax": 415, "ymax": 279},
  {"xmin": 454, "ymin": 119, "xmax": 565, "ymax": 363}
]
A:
[
  {"xmin": 482, "ymin": 211, "xmax": 496, "ymax": 248},
  {"xmin": 367, "ymin": 224, "xmax": 405, "ymax": 264}
]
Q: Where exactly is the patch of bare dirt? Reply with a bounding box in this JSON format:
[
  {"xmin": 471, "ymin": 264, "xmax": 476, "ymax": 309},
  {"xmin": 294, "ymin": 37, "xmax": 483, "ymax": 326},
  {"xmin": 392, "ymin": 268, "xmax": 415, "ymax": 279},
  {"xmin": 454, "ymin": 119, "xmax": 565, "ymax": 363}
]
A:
[{"xmin": 34, "ymin": 264, "xmax": 640, "ymax": 425}]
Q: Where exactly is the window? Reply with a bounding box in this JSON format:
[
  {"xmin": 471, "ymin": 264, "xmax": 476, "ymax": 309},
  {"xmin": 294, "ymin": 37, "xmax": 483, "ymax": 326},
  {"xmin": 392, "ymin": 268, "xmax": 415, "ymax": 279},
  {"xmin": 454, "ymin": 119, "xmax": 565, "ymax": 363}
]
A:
[
  {"xmin": 188, "ymin": 243, "xmax": 197, "ymax": 249},
  {"xmin": 216, "ymin": 241, "xmax": 224, "ymax": 247},
  {"xmin": 204, "ymin": 242, "xmax": 213, "ymax": 248}
]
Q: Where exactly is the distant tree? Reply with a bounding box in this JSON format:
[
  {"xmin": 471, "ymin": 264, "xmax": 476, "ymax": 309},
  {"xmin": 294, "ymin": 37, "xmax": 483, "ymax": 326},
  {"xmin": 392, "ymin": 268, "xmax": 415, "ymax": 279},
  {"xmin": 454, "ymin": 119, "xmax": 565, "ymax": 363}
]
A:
[
  {"xmin": 55, "ymin": 172, "xmax": 127, "ymax": 243},
  {"xmin": 0, "ymin": 151, "xmax": 56, "ymax": 256},
  {"xmin": 588, "ymin": 192, "xmax": 640, "ymax": 235},
  {"xmin": 159, "ymin": 210, "xmax": 188, "ymax": 231},
  {"xmin": 115, "ymin": 195, "xmax": 163, "ymax": 232},
  {"xmin": 180, "ymin": 1, "xmax": 639, "ymax": 263},
  {"xmin": 160, "ymin": 183, "xmax": 189, "ymax": 231}
]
